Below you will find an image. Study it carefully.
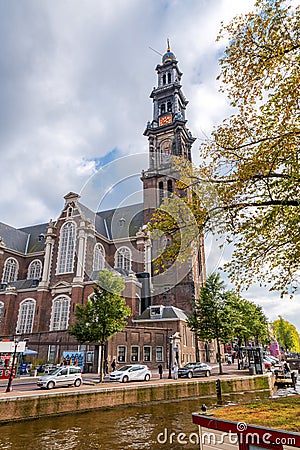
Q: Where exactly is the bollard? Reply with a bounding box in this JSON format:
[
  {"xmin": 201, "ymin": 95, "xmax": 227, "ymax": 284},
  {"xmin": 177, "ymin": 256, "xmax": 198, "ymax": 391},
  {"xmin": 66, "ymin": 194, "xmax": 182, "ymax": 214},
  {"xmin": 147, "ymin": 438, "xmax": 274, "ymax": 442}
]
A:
[{"xmin": 216, "ymin": 379, "xmax": 222, "ymax": 399}]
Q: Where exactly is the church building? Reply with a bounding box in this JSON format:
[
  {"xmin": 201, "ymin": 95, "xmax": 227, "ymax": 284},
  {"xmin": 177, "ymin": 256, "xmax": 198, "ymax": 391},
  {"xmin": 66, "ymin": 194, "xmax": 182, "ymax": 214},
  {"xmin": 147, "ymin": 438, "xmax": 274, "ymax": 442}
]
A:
[{"xmin": 0, "ymin": 45, "xmax": 216, "ymax": 371}]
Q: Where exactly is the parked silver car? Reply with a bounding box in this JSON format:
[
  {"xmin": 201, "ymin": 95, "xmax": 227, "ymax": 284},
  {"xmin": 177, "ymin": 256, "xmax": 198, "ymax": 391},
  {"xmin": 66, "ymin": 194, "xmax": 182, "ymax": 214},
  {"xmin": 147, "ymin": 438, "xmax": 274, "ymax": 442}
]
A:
[
  {"xmin": 178, "ymin": 362, "xmax": 212, "ymax": 378},
  {"xmin": 109, "ymin": 364, "xmax": 151, "ymax": 382},
  {"xmin": 37, "ymin": 366, "xmax": 82, "ymax": 389}
]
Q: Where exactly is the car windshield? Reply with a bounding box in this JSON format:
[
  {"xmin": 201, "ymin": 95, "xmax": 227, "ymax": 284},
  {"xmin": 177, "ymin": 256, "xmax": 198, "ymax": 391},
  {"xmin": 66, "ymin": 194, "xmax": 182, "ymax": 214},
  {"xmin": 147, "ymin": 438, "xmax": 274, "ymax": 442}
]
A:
[
  {"xmin": 47, "ymin": 368, "xmax": 61, "ymax": 376},
  {"xmin": 117, "ymin": 366, "xmax": 132, "ymax": 372},
  {"xmin": 183, "ymin": 364, "xmax": 196, "ymax": 368}
]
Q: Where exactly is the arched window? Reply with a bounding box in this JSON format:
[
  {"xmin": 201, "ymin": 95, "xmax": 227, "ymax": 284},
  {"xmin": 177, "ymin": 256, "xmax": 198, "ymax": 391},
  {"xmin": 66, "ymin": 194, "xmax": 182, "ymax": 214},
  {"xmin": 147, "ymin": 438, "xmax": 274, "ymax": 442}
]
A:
[
  {"xmin": 160, "ymin": 104, "xmax": 166, "ymax": 115},
  {"xmin": 115, "ymin": 247, "xmax": 131, "ymax": 271},
  {"xmin": 167, "ymin": 101, "xmax": 172, "ymax": 112},
  {"xmin": 50, "ymin": 296, "xmax": 70, "ymax": 331},
  {"xmin": 167, "ymin": 72, "xmax": 171, "ymax": 84},
  {"xmin": 28, "ymin": 260, "xmax": 42, "ymax": 279},
  {"xmin": 67, "ymin": 206, "xmax": 73, "ymax": 217},
  {"xmin": 93, "ymin": 243, "xmax": 105, "ymax": 271},
  {"xmin": 2, "ymin": 258, "xmax": 18, "ymax": 283},
  {"xmin": 58, "ymin": 222, "xmax": 76, "ymax": 274},
  {"xmin": 159, "ymin": 181, "xmax": 164, "ymax": 205},
  {"xmin": 17, "ymin": 299, "xmax": 35, "ymax": 334},
  {"xmin": 162, "ymin": 74, "xmax": 166, "ymax": 85},
  {"xmin": 0, "ymin": 302, "xmax": 4, "ymax": 323}
]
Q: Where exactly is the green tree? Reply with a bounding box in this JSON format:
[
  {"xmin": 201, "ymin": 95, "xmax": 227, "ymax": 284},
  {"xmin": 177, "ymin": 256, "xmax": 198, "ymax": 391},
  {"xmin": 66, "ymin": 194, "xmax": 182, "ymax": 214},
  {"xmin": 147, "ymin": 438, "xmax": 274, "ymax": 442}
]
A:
[
  {"xmin": 188, "ymin": 273, "xmax": 236, "ymax": 374},
  {"xmin": 271, "ymin": 316, "xmax": 300, "ymax": 352},
  {"xmin": 68, "ymin": 270, "xmax": 131, "ymax": 381},
  {"xmin": 227, "ymin": 296, "xmax": 270, "ymax": 347},
  {"xmin": 149, "ymin": 0, "xmax": 300, "ymax": 296}
]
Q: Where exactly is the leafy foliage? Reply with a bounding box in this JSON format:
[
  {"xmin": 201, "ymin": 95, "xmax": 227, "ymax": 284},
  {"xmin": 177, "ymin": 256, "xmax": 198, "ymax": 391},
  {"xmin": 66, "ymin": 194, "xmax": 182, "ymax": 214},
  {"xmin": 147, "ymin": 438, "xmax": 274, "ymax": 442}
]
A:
[
  {"xmin": 188, "ymin": 273, "xmax": 237, "ymax": 374},
  {"xmin": 271, "ymin": 316, "xmax": 300, "ymax": 352},
  {"xmin": 188, "ymin": 273, "xmax": 270, "ymax": 373},
  {"xmin": 150, "ymin": 0, "xmax": 300, "ymax": 296},
  {"xmin": 226, "ymin": 294, "xmax": 270, "ymax": 346}
]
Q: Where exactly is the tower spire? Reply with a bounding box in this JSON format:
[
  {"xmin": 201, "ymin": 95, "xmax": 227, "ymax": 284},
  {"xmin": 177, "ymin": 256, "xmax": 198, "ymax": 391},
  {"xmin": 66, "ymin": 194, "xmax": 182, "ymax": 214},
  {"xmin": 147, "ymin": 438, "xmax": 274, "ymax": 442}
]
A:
[{"xmin": 167, "ymin": 38, "xmax": 170, "ymax": 52}]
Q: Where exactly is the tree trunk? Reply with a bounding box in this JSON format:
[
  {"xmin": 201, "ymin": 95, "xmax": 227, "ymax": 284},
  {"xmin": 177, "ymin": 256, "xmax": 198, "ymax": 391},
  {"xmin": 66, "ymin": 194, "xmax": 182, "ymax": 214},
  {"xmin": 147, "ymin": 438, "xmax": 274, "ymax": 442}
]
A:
[
  {"xmin": 217, "ymin": 337, "xmax": 223, "ymax": 375},
  {"xmin": 99, "ymin": 343, "xmax": 105, "ymax": 383}
]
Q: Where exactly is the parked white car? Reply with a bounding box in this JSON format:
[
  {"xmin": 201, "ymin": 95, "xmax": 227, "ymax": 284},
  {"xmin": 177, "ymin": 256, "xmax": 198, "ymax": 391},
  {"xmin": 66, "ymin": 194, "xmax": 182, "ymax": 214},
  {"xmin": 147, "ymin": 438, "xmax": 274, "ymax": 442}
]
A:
[
  {"xmin": 109, "ymin": 364, "xmax": 151, "ymax": 382},
  {"xmin": 37, "ymin": 366, "xmax": 82, "ymax": 389}
]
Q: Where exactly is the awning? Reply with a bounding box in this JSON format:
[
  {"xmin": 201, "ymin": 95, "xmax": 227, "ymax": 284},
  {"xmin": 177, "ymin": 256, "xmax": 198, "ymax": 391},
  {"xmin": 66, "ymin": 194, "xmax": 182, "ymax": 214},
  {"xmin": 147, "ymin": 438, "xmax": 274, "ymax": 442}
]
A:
[{"xmin": 23, "ymin": 349, "xmax": 38, "ymax": 355}]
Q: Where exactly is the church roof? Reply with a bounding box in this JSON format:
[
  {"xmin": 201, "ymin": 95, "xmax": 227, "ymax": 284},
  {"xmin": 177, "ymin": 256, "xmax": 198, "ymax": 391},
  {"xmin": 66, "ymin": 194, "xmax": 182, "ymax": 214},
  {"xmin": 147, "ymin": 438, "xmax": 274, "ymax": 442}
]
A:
[
  {"xmin": 135, "ymin": 305, "xmax": 189, "ymax": 322},
  {"xmin": 96, "ymin": 203, "xmax": 144, "ymax": 240},
  {"xmin": 0, "ymin": 222, "xmax": 47, "ymax": 254},
  {"xmin": 76, "ymin": 201, "xmax": 144, "ymax": 240},
  {"xmin": 19, "ymin": 223, "xmax": 48, "ymax": 253},
  {"xmin": 0, "ymin": 222, "xmax": 29, "ymax": 253},
  {"xmin": 0, "ymin": 199, "xmax": 144, "ymax": 255}
]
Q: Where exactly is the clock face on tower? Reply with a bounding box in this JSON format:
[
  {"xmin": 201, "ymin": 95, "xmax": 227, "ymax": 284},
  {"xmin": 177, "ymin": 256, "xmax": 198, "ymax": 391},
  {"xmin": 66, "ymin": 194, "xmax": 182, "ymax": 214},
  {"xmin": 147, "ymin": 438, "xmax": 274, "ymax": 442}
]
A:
[{"xmin": 159, "ymin": 114, "xmax": 172, "ymax": 127}]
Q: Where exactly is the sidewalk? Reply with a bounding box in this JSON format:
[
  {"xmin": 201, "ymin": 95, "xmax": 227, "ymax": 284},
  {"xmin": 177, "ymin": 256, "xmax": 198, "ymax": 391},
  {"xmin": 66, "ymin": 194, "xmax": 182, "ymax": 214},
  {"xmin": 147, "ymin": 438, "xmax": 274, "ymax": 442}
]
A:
[{"xmin": 0, "ymin": 362, "xmax": 252, "ymax": 389}]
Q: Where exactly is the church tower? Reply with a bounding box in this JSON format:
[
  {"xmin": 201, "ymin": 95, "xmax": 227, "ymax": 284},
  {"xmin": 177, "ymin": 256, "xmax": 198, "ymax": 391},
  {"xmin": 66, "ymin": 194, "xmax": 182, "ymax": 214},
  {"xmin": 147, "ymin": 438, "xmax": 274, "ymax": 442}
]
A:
[
  {"xmin": 142, "ymin": 42, "xmax": 196, "ymax": 223},
  {"xmin": 142, "ymin": 43, "xmax": 205, "ymax": 313}
]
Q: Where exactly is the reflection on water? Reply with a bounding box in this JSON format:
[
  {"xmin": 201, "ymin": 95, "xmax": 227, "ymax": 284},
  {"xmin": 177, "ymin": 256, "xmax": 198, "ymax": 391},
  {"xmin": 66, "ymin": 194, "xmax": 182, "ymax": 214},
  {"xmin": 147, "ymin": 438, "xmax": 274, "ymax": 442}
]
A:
[{"xmin": 0, "ymin": 391, "xmax": 273, "ymax": 450}]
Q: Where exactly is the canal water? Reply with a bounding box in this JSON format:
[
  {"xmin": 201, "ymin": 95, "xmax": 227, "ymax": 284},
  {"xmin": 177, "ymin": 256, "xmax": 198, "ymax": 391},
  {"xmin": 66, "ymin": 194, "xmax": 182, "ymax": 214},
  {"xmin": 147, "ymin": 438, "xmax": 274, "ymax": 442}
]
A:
[{"xmin": 0, "ymin": 390, "xmax": 273, "ymax": 450}]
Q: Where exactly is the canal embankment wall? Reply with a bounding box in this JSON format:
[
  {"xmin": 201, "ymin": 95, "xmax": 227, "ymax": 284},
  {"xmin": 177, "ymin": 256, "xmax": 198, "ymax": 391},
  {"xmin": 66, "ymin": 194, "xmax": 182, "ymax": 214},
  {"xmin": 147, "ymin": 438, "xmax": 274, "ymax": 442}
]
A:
[{"xmin": 0, "ymin": 374, "xmax": 274, "ymax": 423}]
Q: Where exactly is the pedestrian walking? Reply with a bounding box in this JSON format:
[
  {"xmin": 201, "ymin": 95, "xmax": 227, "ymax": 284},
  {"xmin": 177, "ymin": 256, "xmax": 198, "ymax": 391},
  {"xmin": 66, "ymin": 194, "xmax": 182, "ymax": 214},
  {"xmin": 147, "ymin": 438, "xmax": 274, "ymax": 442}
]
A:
[
  {"xmin": 158, "ymin": 364, "xmax": 163, "ymax": 379},
  {"xmin": 111, "ymin": 359, "xmax": 116, "ymax": 372},
  {"xmin": 104, "ymin": 359, "xmax": 108, "ymax": 377},
  {"xmin": 173, "ymin": 361, "xmax": 179, "ymax": 380}
]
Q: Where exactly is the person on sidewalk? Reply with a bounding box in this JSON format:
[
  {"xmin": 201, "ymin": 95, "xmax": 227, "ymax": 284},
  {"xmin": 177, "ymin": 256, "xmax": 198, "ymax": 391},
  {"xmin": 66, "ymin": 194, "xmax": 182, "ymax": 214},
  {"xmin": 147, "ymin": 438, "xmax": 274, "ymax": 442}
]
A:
[
  {"xmin": 158, "ymin": 364, "xmax": 163, "ymax": 379},
  {"xmin": 103, "ymin": 359, "xmax": 108, "ymax": 377},
  {"xmin": 173, "ymin": 362, "xmax": 179, "ymax": 380},
  {"xmin": 111, "ymin": 359, "xmax": 116, "ymax": 372}
]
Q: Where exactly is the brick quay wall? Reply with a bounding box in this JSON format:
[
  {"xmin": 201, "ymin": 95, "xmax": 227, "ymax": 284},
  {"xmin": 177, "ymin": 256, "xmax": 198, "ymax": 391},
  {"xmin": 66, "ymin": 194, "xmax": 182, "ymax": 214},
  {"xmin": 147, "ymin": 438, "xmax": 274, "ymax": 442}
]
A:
[{"xmin": 0, "ymin": 375, "xmax": 273, "ymax": 424}]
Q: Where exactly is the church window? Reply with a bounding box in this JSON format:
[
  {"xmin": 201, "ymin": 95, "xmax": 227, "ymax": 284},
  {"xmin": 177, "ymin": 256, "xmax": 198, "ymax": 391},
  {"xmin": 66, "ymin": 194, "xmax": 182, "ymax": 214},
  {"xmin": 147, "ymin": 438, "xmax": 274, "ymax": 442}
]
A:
[
  {"xmin": 50, "ymin": 296, "xmax": 70, "ymax": 331},
  {"xmin": 162, "ymin": 74, "xmax": 166, "ymax": 85},
  {"xmin": 58, "ymin": 222, "xmax": 76, "ymax": 274},
  {"xmin": 0, "ymin": 302, "xmax": 4, "ymax": 323},
  {"xmin": 167, "ymin": 101, "xmax": 172, "ymax": 112},
  {"xmin": 93, "ymin": 243, "xmax": 105, "ymax": 271},
  {"xmin": 167, "ymin": 179, "xmax": 173, "ymax": 196},
  {"xmin": 160, "ymin": 104, "xmax": 166, "ymax": 115},
  {"xmin": 67, "ymin": 206, "xmax": 73, "ymax": 217},
  {"xmin": 17, "ymin": 299, "xmax": 35, "ymax": 334},
  {"xmin": 2, "ymin": 258, "xmax": 18, "ymax": 283},
  {"xmin": 115, "ymin": 247, "xmax": 131, "ymax": 271},
  {"xmin": 167, "ymin": 72, "xmax": 171, "ymax": 84},
  {"xmin": 28, "ymin": 260, "xmax": 42, "ymax": 279},
  {"xmin": 159, "ymin": 181, "xmax": 164, "ymax": 205}
]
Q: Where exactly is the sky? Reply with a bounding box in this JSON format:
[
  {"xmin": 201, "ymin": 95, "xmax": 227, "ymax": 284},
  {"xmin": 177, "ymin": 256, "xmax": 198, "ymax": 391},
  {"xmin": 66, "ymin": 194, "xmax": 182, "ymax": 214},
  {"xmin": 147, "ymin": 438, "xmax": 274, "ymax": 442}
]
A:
[{"xmin": 0, "ymin": 0, "xmax": 299, "ymax": 333}]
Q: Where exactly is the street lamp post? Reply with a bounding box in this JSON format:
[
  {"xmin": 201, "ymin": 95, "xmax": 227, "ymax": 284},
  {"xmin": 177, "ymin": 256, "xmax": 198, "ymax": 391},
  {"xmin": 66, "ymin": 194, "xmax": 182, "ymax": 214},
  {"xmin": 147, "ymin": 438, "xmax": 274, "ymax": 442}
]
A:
[
  {"xmin": 6, "ymin": 336, "xmax": 20, "ymax": 393},
  {"xmin": 168, "ymin": 336, "xmax": 173, "ymax": 379}
]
